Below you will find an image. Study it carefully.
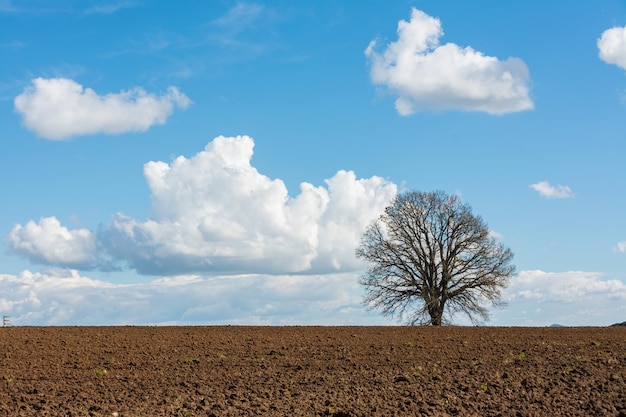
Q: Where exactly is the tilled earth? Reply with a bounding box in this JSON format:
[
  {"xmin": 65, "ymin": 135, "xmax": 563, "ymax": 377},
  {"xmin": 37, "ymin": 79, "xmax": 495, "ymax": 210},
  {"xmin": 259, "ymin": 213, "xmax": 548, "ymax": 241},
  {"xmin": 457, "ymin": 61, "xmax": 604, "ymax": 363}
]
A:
[{"xmin": 0, "ymin": 326, "xmax": 625, "ymax": 416}]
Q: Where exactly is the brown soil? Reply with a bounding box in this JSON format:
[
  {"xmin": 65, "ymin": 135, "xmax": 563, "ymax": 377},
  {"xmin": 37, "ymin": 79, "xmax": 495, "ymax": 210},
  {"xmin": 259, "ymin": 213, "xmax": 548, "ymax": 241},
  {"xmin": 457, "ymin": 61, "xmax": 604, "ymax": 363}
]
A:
[{"xmin": 0, "ymin": 326, "xmax": 625, "ymax": 416}]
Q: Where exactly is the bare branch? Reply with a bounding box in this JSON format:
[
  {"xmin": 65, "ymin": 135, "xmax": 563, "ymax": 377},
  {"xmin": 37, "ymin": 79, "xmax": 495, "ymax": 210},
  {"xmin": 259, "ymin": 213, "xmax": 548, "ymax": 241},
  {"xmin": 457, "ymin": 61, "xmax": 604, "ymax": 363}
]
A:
[{"xmin": 356, "ymin": 190, "xmax": 515, "ymax": 325}]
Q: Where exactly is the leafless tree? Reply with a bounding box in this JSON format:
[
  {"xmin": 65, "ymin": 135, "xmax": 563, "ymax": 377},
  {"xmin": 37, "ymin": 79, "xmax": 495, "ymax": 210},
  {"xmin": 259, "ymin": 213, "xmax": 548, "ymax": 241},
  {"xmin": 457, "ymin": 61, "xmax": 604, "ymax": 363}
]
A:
[{"xmin": 356, "ymin": 190, "xmax": 514, "ymax": 325}]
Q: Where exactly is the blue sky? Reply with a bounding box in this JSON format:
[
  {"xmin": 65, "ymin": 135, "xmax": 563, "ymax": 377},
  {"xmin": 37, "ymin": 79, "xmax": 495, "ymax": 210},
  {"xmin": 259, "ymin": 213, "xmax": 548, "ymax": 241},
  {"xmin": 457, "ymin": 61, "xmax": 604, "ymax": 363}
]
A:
[{"xmin": 1, "ymin": 0, "xmax": 625, "ymax": 326}]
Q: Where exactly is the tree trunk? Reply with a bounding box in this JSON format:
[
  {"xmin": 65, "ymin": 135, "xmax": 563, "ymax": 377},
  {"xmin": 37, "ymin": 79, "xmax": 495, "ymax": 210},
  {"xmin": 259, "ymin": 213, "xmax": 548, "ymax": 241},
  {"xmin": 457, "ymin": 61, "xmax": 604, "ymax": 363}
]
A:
[{"xmin": 429, "ymin": 300, "xmax": 445, "ymax": 326}]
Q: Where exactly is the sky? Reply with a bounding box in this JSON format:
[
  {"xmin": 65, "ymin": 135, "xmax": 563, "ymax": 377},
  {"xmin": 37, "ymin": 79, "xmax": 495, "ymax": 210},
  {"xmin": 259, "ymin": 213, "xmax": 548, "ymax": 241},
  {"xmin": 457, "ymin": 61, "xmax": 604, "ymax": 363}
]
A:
[{"xmin": 0, "ymin": 0, "xmax": 625, "ymax": 326}]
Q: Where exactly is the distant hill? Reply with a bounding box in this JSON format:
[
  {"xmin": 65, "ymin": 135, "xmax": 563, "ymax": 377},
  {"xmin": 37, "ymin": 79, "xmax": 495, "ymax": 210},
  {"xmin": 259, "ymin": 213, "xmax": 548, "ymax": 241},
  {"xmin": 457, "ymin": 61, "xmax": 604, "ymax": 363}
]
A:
[{"xmin": 610, "ymin": 321, "xmax": 626, "ymax": 327}]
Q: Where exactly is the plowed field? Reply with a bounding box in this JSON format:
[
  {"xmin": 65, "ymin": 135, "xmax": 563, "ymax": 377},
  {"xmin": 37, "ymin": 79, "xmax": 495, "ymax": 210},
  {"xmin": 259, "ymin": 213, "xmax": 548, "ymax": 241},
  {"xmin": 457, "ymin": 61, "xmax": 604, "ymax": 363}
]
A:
[{"xmin": 0, "ymin": 326, "xmax": 625, "ymax": 416}]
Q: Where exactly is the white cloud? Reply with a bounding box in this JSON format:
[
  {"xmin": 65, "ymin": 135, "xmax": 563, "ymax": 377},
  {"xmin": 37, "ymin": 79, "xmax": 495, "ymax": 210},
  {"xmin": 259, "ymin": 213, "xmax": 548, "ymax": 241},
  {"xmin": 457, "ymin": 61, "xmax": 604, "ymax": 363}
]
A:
[
  {"xmin": 496, "ymin": 270, "xmax": 626, "ymax": 326},
  {"xmin": 488, "ymin": 230, "xmax": 503, "ymax": 241},
  {"xmin": 598, "ymin": 25, "xmax": 626, "ymax": 70},
  {"xmin": 365, "ymin": 8, "xmax": 533, "ymax": 115},
  {"xmin": 614, "ymin": 241, "xmax": 626, "ymax": 253},
  {"xmin": 0, "ymin": 269, "xmax": 389, "ymax": 326},
  {"xmin": 529, "ymin": 181, "xmax": 574, "ymax": 199},
  {"xmin": 14, "ymin": 78, "xmax": 191, "ymax": 140},
  {"xmin": 6, "ymin": 136, "xmax": 397, "ymax": 275},
  {"xmin": 4, "ymin": 217, "xmax": 99, "ymax": 268},
  {"xmin": 102, "ymin": 135, "xmax": 397, "ymax": 275},
  {"xmin": 508, "ymin": 270, "xmax": 626, "ymax": 303},
  {"xmin": 2, "ymin": 268, "xmax": 624, "ymax": 326}
]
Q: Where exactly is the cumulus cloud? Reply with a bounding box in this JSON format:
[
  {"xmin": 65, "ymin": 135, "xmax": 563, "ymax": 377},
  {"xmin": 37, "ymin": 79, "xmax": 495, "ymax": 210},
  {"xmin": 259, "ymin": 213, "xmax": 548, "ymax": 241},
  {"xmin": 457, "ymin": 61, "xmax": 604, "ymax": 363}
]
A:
[
  {"xmin": 14, "ymin": 78, "xmax": 191, "ymax": 140},
  {"xmin": 0, "ymin": 269, "xmax": 388, "ymax": 325},
  {"xmin": 598, "ymin": 25, "xmax": 626, "ymax": 70},
  {"xmin": 496, "ymin": 270, "xmax": 626, "ymax": 326},
  {"xmin": 4, "ymin": 217, "xmax": 100, "ymax": 268},
  {"xmin": 529, "ymin": 181, "xmax": 574, "ymax": 199},
  {"xmin": 614, "ymin": 241, "xmax": 626, "ymax": 253},
  {"xmin": 6, "ymin": 136, "xmax": 397, "ymax": 275},
  {"xmin": 102, "ymin": 135, "xmax": 397, "ymax": 275},
  {"xmin": 365, "ymin": 8, "xmax": 533, "ymax": 115}
]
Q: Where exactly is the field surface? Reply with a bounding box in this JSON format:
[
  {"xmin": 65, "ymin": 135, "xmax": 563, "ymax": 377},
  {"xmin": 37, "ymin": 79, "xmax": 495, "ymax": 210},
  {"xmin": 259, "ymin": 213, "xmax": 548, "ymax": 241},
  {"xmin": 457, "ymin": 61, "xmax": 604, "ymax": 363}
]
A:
[{"xmin": 0, "ymin": 326, "xmax": 625, "ymax": 416}]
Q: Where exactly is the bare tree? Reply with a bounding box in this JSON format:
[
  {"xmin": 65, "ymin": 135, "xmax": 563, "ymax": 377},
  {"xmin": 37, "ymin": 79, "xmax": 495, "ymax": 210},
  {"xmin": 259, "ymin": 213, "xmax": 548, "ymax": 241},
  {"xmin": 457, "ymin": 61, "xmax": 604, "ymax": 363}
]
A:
[{"xmin": 356, "ymin": 190, "xmax": 514, "ymax": 325}]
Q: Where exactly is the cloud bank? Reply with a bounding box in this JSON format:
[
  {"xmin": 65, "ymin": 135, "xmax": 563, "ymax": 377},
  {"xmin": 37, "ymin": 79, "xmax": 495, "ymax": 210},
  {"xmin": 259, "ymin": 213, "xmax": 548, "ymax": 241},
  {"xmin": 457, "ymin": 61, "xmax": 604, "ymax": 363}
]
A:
[
  {"xmin": 529, "ymin": 181, "xmax": 574, "ymax": 199},
  {"xmin": 14, "ymin": 78, "xmax": 191, "ymax": 140},
  {"xmin": 365, "ymin": 8, "xmax": 533, "ymax": 115},
  {"xmin": 1, "ymin": 268, "xmax": 622, "ymax": 326},
  {"xmin": 498, "ymin": 270, "xmax": 626, "ymax": 325},
  {"xmin": 0, "ymin": 269, "xmax": 386, "ymax": 326},
  {"xmin": 598, "ymin": 25, "xmax": 626, "ymax": 70},
  {"xmin": 6, "ymin": 135, "xmax": 397, "ymax": 275}
]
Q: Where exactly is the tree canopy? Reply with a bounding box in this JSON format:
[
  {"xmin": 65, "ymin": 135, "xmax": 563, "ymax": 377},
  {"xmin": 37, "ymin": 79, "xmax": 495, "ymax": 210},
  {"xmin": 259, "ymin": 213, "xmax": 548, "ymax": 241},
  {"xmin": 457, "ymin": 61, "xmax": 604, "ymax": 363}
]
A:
[{"xmin": 356, "ymin": 190, "xmax": 515, "ymax": 325}]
